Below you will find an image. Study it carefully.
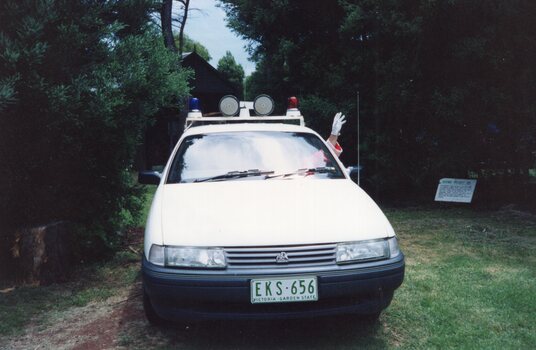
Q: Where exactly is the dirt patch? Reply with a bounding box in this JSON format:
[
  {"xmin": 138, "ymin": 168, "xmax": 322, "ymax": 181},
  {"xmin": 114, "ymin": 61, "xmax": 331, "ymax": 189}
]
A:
[
  {"xmin": 1, "ymin": 283, "xmax": 144, "ymax": 350},
  {"xmin": 71, "ymin": 291, "xmax": 143, "ymax": 350}
]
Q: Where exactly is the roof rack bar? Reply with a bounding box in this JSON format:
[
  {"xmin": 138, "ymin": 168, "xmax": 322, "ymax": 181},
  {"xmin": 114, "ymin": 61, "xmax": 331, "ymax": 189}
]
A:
[{"xmin": 185, "ymin": 115, "xmax": 304, "ymax": 129}]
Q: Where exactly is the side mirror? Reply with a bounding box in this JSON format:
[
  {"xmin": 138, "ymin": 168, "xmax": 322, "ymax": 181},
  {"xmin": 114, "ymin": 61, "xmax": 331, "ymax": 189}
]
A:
[
  {"xmin": 346, "ymin": 166, "xmax": 362, "ymax": 185},
  {"xmin": 138, "ymin": 171, "xmax": 161, "ymax": 185}
]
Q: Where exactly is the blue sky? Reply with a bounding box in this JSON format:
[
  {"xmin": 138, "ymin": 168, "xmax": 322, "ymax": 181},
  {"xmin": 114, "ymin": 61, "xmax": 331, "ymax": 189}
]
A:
[{"xmin": 179, "ymin": 0, "xmax": 255, "ymax": 75}]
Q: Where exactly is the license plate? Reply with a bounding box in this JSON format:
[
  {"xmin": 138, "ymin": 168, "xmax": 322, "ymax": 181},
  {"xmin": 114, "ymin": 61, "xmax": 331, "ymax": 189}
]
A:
[{"xmin": 250, "ymin": 276, "xmax": 318, "ymax": 304}]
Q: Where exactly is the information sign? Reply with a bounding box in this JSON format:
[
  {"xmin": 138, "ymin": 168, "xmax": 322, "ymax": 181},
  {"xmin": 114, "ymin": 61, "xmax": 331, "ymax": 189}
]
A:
[{"xmin": 435, "ymin": 178, "xmax": 477, "ymax": 203}]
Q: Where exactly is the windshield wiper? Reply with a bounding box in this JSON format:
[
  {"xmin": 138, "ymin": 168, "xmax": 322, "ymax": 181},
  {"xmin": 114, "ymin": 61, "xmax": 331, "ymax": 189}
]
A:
[
  {"xmin": 266, "ymin": 166, "xmax": 337, "ymax": 179},
  {"xmin": 194, "ymin": 169, "xmax": 275, "ymax": 183}
]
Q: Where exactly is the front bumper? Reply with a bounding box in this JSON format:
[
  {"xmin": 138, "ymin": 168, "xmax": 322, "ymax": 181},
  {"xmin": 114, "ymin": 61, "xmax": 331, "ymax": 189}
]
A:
[{"xmin": 142, "ymin": 253, "xmax": 404, "ymax": 321}]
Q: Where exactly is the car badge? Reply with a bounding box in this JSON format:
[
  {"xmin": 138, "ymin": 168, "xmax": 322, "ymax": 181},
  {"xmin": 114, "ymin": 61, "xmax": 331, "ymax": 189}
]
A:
[{"xmin": 275, "ymin": 252, "xmax": 289, "ymax": 264}]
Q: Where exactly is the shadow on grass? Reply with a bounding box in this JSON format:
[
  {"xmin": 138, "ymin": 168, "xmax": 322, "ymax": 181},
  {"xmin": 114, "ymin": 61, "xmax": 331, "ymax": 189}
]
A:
[
  {"xmin": 116, "ymin": 283, "xmax": 388, "ymax": 350},
  {"xmin": 197, "ymin": 318, "xmax": 383, "ymax": 349}
]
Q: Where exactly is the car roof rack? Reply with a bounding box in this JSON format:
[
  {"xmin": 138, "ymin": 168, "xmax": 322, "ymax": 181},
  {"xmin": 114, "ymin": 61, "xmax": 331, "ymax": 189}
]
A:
[
  {"xmin": 184, "ymin": 95, "xmax": 305, "ymax": 129},
  {"xmin": 185, "ymin": 115, "xmax": 304, "ymax": 129}
]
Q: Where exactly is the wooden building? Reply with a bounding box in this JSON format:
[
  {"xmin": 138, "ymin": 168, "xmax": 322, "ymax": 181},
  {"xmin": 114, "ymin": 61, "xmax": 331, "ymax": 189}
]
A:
[
  {"xmin": 141, "ymin": 51, "xmax": 239, "ymax": 169},
  {"xmin": 182, "ymin": 51, "xmax": 240, "ymax": 113}
]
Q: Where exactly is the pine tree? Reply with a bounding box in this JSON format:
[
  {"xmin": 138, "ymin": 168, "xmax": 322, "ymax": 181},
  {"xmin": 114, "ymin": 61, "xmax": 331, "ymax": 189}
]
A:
[{"xmin": 217, "ymin": 51, "xmax": 245, "ymax": 99}]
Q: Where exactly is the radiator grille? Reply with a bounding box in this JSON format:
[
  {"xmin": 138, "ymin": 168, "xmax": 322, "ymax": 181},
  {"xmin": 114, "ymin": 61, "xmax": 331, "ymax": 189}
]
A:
[{"xmin": 225, "ymin": 243, "xmax": 337, "ymax": 269}]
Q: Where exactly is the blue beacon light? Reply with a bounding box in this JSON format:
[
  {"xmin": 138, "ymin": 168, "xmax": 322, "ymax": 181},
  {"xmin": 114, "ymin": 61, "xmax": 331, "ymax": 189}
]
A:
[
  {"xmin": 189, "ymin": 97, "xmax": 200, "ymax": 111},
  {"xmin": 187, "ymin": 97, "xmax": 203, "ymax": 119}
]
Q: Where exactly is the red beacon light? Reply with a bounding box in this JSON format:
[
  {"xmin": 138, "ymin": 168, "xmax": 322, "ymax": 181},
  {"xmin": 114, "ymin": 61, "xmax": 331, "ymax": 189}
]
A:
[
  {"xmin": 288, "ymin": 96, "xmax": 299, "ymax": 109},
  {"xmin": 286, "ymin": 96, "xmax": 300, "ymax": 117}
]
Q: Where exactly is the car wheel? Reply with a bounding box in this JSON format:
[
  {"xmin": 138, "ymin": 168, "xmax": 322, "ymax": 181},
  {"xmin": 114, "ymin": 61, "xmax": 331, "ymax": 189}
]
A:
[
  {"xmin": 342, "ymin": 311, "xmax": 382, "ymax": 325},
  {"xmin": 360, "ymin": 311, "xmax": 381, "ymax": 324},
  {"xmin": 143, "ymin": 290, "xmax": 166, "ymax": 326}
]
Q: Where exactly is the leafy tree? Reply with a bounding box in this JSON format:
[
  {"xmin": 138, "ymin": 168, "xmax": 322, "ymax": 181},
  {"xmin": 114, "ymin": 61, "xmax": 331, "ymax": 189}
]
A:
[
  {"xmin": 217, "ymin": 51, "xmax": 245, "ymax": 98},
  {"xmin": 220, "ymin": 0, "xmax": 536, "ymax": 202},
  {"xmin": 176, "ymin": 34, "xmax": 212, "ymax": 61},
  {"xmin": 0, "ymin": 0, "xmax": 191, "ymax": 253}
]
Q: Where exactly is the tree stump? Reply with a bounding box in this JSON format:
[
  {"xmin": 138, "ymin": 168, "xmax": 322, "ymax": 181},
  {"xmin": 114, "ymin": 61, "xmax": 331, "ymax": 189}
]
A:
[
  {"xmin": 0, "ymin": 231, "xmax": 13, "ymax": 282},
  {"xmin": 11, "ymin": 222, "xmax": 72, "ymax": 285}
]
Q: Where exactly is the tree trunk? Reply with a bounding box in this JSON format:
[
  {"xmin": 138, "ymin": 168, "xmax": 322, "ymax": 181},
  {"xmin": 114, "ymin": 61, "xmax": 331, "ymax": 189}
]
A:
[
  {"xmin": 178, "ymin": 0, "xmax": 190, "ymax": 56},
  {"xmin": 161, "ymin": 0, "xmax": 177, "ymax": 52}
]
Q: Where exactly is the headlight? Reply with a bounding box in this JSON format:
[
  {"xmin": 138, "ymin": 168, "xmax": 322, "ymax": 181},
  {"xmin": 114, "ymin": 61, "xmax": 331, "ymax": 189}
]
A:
[
  {"xmin": 336, "ymin": 239, "xmax": 389, "ymax": 264},
  {"xmin": 148, "ymin": 244, "xmax": 226, "ymax": 268},
  {"xmin": 166, "ymin": 246, "xmax": 226, "ymax": 268}
]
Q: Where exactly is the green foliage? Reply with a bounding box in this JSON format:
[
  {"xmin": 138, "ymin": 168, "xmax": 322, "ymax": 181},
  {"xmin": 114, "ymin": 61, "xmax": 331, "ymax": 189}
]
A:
[
  {"xmin": 0, "ymin": 0, "xmax": 191, "ymax": 252},
  {"xmin": 299, "ymin": 95, "xmax": 338, "ymax": 137},
  {"xmin": 176, "ymin": 34, "xmax": 212, "ymax": 61},
  {"xmin": 217, "ymin": 51, "xmax": 245, "ymax": 98},
  {"xmin": 220, "ymin": 0, "xmax": 536, "ymax": 201}
]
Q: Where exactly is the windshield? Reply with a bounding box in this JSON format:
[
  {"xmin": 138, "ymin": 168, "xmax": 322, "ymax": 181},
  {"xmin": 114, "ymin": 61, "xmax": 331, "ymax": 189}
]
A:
[{"xmin": 166, "ymin": 131, "xmax": 345, "ymax": 183}]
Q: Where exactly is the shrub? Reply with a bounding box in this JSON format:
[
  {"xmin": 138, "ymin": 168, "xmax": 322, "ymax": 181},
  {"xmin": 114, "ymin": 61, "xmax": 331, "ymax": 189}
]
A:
[{"xmin": 0, "ymin": 0, "xmax": 191, "ymax": 255}]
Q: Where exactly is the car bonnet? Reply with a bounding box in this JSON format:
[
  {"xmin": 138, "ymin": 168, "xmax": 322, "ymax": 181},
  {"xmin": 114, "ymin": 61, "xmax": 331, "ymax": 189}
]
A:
[{"xmin": 159, "ymin": 179, "xmax": 392, "ymax": 247}]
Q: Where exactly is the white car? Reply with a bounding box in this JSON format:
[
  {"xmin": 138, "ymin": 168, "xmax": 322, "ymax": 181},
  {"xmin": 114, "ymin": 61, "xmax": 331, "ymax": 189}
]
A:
[{"xmin": 139, "ymin": 98, "xmax": 404, "ymax": 324}]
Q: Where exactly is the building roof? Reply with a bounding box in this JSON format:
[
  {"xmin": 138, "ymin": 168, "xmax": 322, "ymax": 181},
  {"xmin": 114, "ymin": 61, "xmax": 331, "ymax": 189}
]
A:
[{"xmin": 181, "ymin": 51, "xmax": 238, "ymax": 95}]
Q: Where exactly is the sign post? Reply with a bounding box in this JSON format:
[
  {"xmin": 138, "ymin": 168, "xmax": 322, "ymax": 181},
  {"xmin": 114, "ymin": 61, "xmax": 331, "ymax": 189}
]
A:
[{"xmin": 435, "ymin": 178, "xmax": 477, "ymax": 203}]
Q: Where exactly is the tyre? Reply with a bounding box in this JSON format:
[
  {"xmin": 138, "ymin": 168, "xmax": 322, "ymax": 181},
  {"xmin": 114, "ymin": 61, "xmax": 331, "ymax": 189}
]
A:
[
  {"xmin": 360, "ymin": 311, "xmax": 381, "ymax": 324},
  {"xmin": 143, "ymin": 290, "xmax": 166, "ymax": 326}
]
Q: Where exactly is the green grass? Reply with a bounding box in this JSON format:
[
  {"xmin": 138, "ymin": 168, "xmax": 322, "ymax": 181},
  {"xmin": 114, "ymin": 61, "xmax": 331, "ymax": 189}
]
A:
[
  {"xmin": 1, "ymin": 206, "xmax": 535, "ymax": 349},
  {"xmin": 381, "ymin": 207, "xmax": 536, "ymax": 349},
  {"xmin": 0, "ymin": 250, "xmax": 140, "ymax": 337}
]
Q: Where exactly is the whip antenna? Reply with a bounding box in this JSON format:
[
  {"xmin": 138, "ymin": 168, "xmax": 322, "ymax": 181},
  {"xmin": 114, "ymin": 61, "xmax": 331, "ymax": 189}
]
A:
[{"xmin": 357, "ymin": 91, "xmax": 360, "ymax": 186}]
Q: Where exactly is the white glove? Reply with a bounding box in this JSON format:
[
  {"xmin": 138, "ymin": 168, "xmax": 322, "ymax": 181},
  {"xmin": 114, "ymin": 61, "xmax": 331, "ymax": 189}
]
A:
[{"xmin": 331, "ymin": 112, "xmax": 346, "ymax": 136}]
